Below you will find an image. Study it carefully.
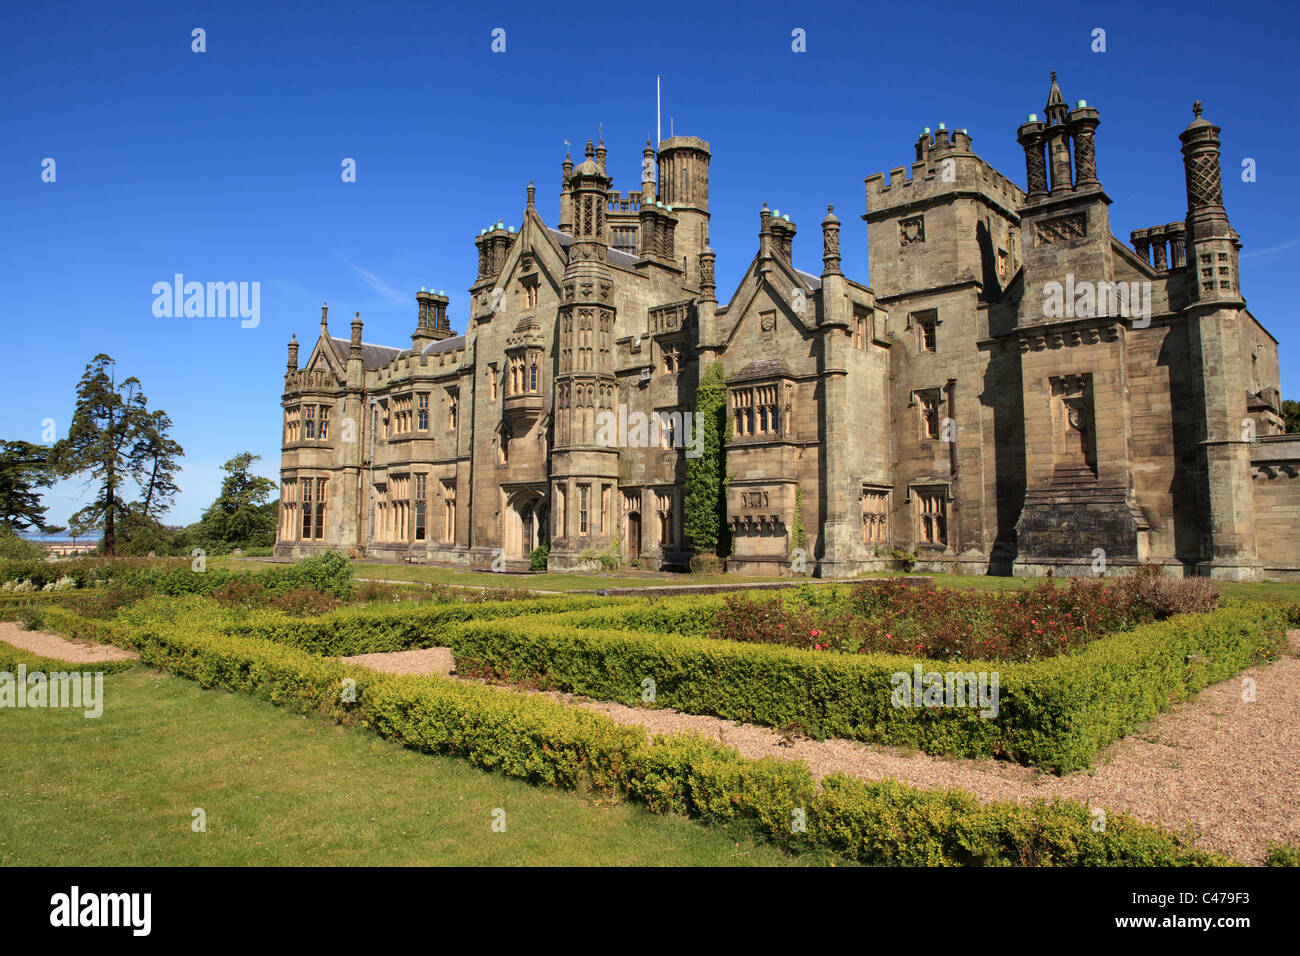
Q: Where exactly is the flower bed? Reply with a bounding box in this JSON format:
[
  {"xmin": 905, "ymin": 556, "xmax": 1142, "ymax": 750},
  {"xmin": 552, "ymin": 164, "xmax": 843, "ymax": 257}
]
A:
[
  {"xmin": 443, "ymin": 599, "xmax": 1292, "ymax": 772},
  {"xmin": 712, "ymin": 570, "xmax": 1222, "ymax": 662}
]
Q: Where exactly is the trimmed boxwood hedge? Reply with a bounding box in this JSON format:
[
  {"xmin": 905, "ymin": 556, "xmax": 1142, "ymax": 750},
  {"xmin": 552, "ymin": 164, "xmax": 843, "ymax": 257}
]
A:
[
  {"xmin": 24, "ymin": 606, "xmax": 1225, "ymax": 866},
  {"xmin": 221, "ymin": 594, "xmax": 633, "ymax": 656},
  {"xmin": 446, "ymin": 600, "xmax": 1292, "ymax": 773}
]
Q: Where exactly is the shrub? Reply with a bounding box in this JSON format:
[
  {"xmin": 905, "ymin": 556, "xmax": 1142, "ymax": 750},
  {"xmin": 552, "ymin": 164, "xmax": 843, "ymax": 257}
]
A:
[
  {"xmin": 691, "ymin": 554, "xmax": 722, "ymax": 574},
  {"xmin": 31, "ymin": 605, "xmax": 1223, "ymax": 866},
  {"xmin": 447, "ymin": 600, "xmax": 1288, "ymax": 772},
  {"xmin": 707, "ymin": 575, "xmax": 1221, "ymax": 662},
  {"xmin": 1266, "ymin": 842, "xmax": 1300, "ymax": 866},
  {"xmin": 214, "ymin": 594, "xmax": 631, "ymax": 657},
  {"xmin": 529, "ymin": 545, "xmax": 549, "ymax": 572},
  {"xmin": 14, "ymin": 604, "xmax": 44, "ymax": 631},
  {"xmin": 892, "ymin": 549, "xmax": 918, "ymax": 573},
  {"xmin": 59, "ymin": 586, "xmax": 149, "ymax": 619},
  {"xmin": 0, "ymin": 528, "xmax": 47, "ymax": 561},
  {"xmin": 267, "ymin": 587, "xmax": 344, "ymax": 616}
]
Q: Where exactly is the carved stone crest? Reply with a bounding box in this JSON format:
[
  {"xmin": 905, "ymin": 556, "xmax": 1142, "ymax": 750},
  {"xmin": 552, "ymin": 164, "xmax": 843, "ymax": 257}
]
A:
[{"xmin": 899, "ymin": 216, "xmax": 925, "ymax": 246}]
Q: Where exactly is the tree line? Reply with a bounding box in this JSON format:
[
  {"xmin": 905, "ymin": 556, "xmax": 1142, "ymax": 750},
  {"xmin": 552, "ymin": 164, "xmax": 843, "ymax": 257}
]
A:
[{"xmin": 0, "ymin": 353, "xmax": 277, "ymax": 558}]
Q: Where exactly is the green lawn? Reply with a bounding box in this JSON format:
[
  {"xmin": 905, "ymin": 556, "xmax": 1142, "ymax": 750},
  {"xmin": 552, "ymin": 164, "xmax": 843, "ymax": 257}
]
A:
[
  {"xmin": 218, "ymin": 557, "xmax": 788, "ymax": 592},
  {"xmin": 219, "ymin": 557, "xmax": 1300, "ymax": 602},
  {"xmin": 0, "ymin": 668, "xmax": 821, "ymax": 866}
]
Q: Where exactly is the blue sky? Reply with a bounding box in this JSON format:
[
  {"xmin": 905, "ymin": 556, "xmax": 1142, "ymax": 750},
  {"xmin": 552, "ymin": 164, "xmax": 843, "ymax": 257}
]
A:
[{"xmin": 4, "ymin": 0, "xmax": 1298, "ymax": 529}]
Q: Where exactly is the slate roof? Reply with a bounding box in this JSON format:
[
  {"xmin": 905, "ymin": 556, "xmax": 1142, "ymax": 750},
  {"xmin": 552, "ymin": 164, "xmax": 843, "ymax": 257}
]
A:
[
  {"xmin": 731, "ymin": 358, "xmax": 794, "ymax": 382},
  {"xmin": 547, "ymin": 228, "xmax": 640, "ymax": 268},
  {"xmin": 328, "ymin": 337, "xmax": 403, "ymax": 369},
  {"xmin": 794, "ymin": 268, "xmax": 823, "ymax": 290}
]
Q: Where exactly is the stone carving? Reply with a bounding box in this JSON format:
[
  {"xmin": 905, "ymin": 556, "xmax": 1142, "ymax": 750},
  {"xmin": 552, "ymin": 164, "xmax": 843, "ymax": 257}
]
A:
[
  {"xmin": 1073, "ymin": 132, "xmax": 1096, "ymax": 183},
  {"xmin": 899, "ymin": 216, "xmax": 925, "ymax": 246},
  {"xmin": 740, "ymin": 490, "xmax": 769, "ymax": 509},
  {"xmin": 650, "ymin": 300, "xmax": 691, "ymax": 335},
  {"xmin": 1036, "ymin": 213, "xmax": 1086, "ymax": 245}
]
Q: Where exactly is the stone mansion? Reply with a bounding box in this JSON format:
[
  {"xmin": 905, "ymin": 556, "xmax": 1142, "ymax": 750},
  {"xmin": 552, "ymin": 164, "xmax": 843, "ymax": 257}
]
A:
[{"xmin": 275, "ymin": 74, "xmax": 1299, "ymax": 580}]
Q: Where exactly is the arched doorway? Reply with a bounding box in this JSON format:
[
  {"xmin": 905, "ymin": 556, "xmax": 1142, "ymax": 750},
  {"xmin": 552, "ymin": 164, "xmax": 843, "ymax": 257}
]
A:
[
  {"xmin": 626, "ymin": 512, "xmax": 641, "ymax": 561},
  {"xmin": 504, "ymin": 490, "xmax": 545, "ymax": 560},
  {"xmin": 520, "ymin": 502, "xmax": 534, "ymax": 555}
]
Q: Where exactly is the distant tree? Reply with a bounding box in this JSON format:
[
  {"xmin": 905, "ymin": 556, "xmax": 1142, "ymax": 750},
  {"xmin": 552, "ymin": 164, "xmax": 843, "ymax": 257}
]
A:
[
  {"xmin": 115, "ymin": 507, "xmax": 182, "ymax": 556},
  {"xmin": 0, "ymin": 525, "xmax": 46, "ymax": 560},
  {"xmin": 684, "ymin": 361, "xmax": 731, "ymax": 558},
  {"xmin": 1283, "ymin": 399, "xmax": 1300, "ymax": 434},
  {"xmin": 130, "ymin": 409, "xmax": 184, "ymax": 522},
  {"xmin": 52, "ymin": 355, "xmax": 163, "ymax": 556},
  {"xmin": 192, "ymin": 452, "xmax": 278, "ymax": 550},
  {"xmin": 0, "ymin": 440, "xmax": 64, "ymax": 534}
]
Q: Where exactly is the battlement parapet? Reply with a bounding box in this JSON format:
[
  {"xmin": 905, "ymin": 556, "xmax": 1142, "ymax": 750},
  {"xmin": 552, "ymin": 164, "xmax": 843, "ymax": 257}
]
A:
[{"xmin": 865, "ymin": 132, "xmax": 1024, "ymax": 220}]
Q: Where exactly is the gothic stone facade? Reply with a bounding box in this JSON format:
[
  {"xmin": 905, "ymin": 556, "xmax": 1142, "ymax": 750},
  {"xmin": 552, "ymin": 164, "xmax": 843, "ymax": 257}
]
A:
[{"xmin": 276, "ymin": 76, "xmax": 1300, "ymax": 581}]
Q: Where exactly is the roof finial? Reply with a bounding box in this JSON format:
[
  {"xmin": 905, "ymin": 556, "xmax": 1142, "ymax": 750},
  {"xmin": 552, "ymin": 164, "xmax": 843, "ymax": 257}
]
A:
[
  {"xmin": 1050, "ymin": 70, "xmax": 1057, "ymax": 82},
  {"xmin": 1193, "ymin": 100, "xmax": 1203, "ymax": 118}
]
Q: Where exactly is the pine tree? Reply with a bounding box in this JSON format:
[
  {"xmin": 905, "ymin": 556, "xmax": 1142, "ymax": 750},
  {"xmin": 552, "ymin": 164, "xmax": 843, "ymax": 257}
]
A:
[
  {"xmin": 52, "ymin": 354, "xmax": 160, "ymax": 556},
  {"xmin": 192, "ymin": 452, "xmax": 278, "ymax": 550},
  {"xmin": 0, "ymin": 440, "xmax": 63, "ymax": 534}
]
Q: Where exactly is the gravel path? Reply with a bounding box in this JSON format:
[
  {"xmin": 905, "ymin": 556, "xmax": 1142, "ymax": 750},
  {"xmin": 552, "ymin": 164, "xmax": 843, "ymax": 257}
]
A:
[
  {"xmin": 348, "ymin": 631, "xmax": 1300, "ymax": 864},
  {"xmin": 340, "ymin": 646, "xmax": 454, "ymax": 677},
  {"xmin": 0, "ymin": 622, "xmax": 139, "ymax": 663}
]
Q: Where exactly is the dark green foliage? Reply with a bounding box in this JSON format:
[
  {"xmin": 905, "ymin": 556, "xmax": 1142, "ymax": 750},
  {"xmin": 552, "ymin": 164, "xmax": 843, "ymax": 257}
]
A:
[
  {"xmin": 51, "ymin": 355, "xmax": 183, "ymax": 556},
  {"xmin": 190, "ymin": 452, "xmax": 278, "ymax": 551},
  {"xmin": 1282, "ymin": 398, "xmax": 1300, "ymax": 434},
  {"xmin": 683, "ymin": 362, "xmax": 729, "ymax": 558},
  {"xmin": 0, "ymin": 550, "xmax": 355, "ymax": 600},
  {"xmin": 0, "ymin": 440, "xmax": 63, "ymax": 534},
  {"xmin": 0, "ymin": 526, "xmax": 47, "ymax": 560}
]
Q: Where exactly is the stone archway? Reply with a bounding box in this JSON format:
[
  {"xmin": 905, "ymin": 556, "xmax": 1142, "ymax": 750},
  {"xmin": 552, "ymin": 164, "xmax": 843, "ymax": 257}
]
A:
[
  {"xmin": 504, "ymin": 489, "xmax": 546, "ymax": 560},
  {"xmin": 626, "ymin": 512, "xmax": 641, "ymax": 561}
]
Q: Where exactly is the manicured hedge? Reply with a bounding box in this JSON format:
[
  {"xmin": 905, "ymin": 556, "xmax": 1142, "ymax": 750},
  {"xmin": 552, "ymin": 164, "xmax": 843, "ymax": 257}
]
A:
[
  {"xmin": 220, "ymin": 594, "xmax": 633, "ymax": 656},
  {"xmin": 0, "ymin": 551, "xmax": 355, "ymax": 598},
  {"xmin": 30, "ymin": 606, "xmax": 1224, "ymax": 865},
  {"xmin": 448, "ymin": 600, "xmax": 1291, "ymax": 773}
]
